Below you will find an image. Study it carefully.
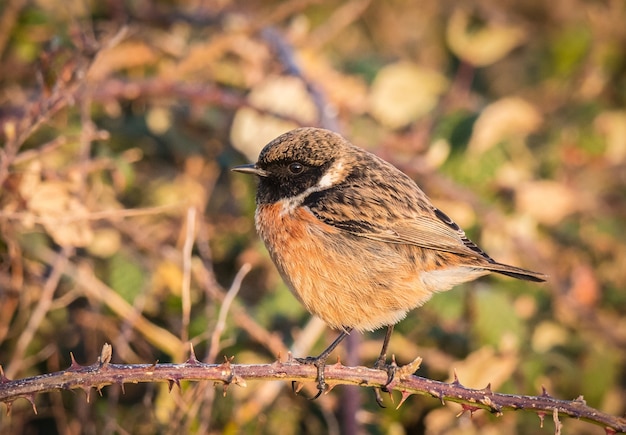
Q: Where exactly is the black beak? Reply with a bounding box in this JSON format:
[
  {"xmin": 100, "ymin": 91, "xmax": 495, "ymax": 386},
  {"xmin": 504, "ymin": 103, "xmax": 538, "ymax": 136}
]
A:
[{"xmin": 231, "ymin": 164, "xmax": 269, "ymax": 177}]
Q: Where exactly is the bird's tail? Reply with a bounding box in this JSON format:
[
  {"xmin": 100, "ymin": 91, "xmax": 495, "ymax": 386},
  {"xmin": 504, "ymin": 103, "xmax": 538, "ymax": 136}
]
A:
[{"xmin": 483, "ymin": 262, "xmax": 547, "ymax": 282}]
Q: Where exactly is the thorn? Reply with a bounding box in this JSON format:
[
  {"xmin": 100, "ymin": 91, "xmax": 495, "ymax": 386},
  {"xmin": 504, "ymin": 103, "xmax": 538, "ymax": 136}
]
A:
[
  {"xmin": 481, "ymin": 397, "xmax": 502, "ymax": 416},
  {"xmin": 25, "ymin": 394, "xmax": 37, "ymax": 415},
  {"xmin": 384, "ymin": 379, "xmax": 398, "ymax": 392},
  {"xmin": 5, "ymin": 400, "xmax": 12, "ymax": 415},
  {"xmin": 325, "ymin": 382, "xmax": 337, "ymax": 393},
  {"xmin": 292, "ymin": 381, "xmax": 305, "ymax": 394},
  {"xmin": 83, "ymin": 386, "xmax": 91, "ymax": 403},
  {"xmin": 222, "ymin": 382, "xmax": 229, "ymax": 397},
  {"xmin": 120, "ymin": 382, "xmax": 126, "ymax": 395},
  {"xmin": 390, "ymin": 354, "xmax": 398, "ymax": 370},
  {"xmin": 286, "ymin": 352, "xmax": 294, "ymax": 363},
  {"xmin": 334, "ymin": 355, "xmax": 342, "ymax": 366},
  {"xmin": 451, "ymin": 369, "xmax": 462, "ymax": 387},
  {"xmin": 186, "ymin": 344, "xmax": 200, "ymax": 365},
  {"xmin": 0, "ymin": 365, "xmax": 10, "ymax": 383},
  {"xmin": 276, "ymin": 351, "xmax": 282, "ymax": 362},
  {"xmin": 538, "ymin": 411, "xmax": 546, "ymax": 428},
  {"xmin": 396, "ymin": 390, "xmax": 413, "ymax": 410},
  {"xmin": 96, "ymin": 385, "xmax": 104, "ymax": 396},
  {"xmin": 482, "ymin": 383, "xmax": 492, "ymax": 394},
  {"xmin": 430, "ymin": 389, "xmax": 446, "ymax": 405},
  {"xmin": 457, "ymin": 404, "xmax": 480, "ymax": 418},
  {"xmin": 574, "ymin": 395, "xmax": 586, "ymax": 405},
  {"xmin": 99, "ymin": 343, "xmax": 112, "ymax": 366},
  {"xmin": 68, "ymin": 352, "xmax": 82, "ymax": 371},
  {"xmin": 541, "ymin": 385, "xmax": 551, "ymax": 398},
  {"xmin": 231, "ymin": 374, "xmax": 247, "ymax": 388},
  {"xmin": 168, "ymin": 378, "xmax": 181, "ymax": 392}
]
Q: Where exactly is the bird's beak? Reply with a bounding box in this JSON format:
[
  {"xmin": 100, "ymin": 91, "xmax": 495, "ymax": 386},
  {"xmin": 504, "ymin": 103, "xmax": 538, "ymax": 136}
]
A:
[{"xmin": 231, "ymin": 164, "xmax": 269, "ymax": 177}]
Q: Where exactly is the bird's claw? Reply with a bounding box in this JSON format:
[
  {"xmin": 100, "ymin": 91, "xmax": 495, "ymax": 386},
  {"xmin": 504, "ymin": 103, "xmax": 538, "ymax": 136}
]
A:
[
  {"xmin": 372, "ymin": 356, "xmax": 398, "ymax": 406},
  {"xmin": 293, "ymin": 356, "xmax": 328, "ymax": 399}
]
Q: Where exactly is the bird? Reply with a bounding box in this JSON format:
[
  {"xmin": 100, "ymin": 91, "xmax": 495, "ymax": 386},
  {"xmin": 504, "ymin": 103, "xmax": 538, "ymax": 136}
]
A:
[{"xmin": 232, "ymin": 127, "xmax": 546, "ymax": 400}]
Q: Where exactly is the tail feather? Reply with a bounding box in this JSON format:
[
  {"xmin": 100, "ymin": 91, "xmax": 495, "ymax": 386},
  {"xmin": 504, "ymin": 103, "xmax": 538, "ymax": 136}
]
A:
[{"xmin": 484, "ymin": 262, "xmax": 547, "ymax": 282}]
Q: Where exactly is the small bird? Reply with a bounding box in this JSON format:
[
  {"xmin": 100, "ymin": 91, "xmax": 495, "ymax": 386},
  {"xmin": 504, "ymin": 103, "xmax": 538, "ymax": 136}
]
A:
[{"xmin": 232, "ymin": 127, "xmax": 546, "ymax": 399}]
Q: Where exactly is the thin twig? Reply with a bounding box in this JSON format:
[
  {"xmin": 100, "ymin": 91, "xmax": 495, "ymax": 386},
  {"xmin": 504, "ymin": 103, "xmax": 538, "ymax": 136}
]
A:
[
  {"xmin": 4, "ymin": 246, "xmax": 71, "ymax": 378},
  {"xmin": 180, "ymin": 207, "xmax": 196, "ymax": 344},
  {"xmin": 0, "ymin": 204, "xmax": 183, "ymax": 223},
  {"xmin": 207, "ymin": 263, "xmax": 252, "ymax": 364}
]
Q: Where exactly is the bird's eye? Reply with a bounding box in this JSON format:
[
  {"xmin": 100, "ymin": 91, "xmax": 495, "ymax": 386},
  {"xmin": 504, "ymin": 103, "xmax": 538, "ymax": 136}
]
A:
[{"xmin": 288, "ymin": 162, "xmax": 304, "ymax": 174}]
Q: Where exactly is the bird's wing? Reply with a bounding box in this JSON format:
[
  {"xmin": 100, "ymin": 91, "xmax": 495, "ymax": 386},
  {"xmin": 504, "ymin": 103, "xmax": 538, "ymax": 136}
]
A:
[
  {"xmin": 352, "ymin": 208, "xmax": 494, "ymax": 261},
  {"xmin": 305, "ymin": 184, "xmax": 494, "ymax": 261}
]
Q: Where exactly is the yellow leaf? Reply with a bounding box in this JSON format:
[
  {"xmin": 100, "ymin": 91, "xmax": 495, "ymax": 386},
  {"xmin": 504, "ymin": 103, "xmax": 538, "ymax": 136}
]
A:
[
  {"xmin": 369, "ymin": 62, "xmax": 448, "ymax": 129},
  {"xmin": 468, "ymin": 97, "xmax": 542, "ymax": 154},
  {"xmin": 516, "ymin": 180, "xmax": 580, "ymax": 225},
  {"xmin": 449, "ymin": 347, "xmax": 518, "ymax": 390},
  {"xmin": 532, "ymin": 321, "xmax": 569, "ymax": 353},
  {"xmin": 87, "ymin": 228, "xmax": 122, "ymax": 258},
  {"xmin": 595, "ymin": 110, "xmax": 626, "ymax": 163},
  {"xmin": 447, "ymin": 9, "xmax": 526, "ymax": 66}
]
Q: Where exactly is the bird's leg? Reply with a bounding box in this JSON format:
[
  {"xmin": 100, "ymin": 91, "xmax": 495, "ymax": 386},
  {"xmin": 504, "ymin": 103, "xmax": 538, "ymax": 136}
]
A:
[
  {"xmin": 294, "ymin": 328, "xmax": 352, "ymax": 399},
  {"xmin": 373, "ymin": 324, "xmax": 394, "ymax": 372},
  {"xmin": 373, "ymin": 325, "xmax": 396, "ymax": 407}
]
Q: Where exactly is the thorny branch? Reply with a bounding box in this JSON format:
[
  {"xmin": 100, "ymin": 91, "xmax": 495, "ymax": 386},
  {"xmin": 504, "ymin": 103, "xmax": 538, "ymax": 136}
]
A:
[{"xmin": 0, "ymin": 344, "xmax": 624, "ymax": 434}]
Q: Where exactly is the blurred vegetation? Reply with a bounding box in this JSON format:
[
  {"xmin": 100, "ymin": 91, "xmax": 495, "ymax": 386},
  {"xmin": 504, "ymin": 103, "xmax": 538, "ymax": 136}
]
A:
[{"xmin": 1, "ymin": 0, "xmax": 625, "ymax": 434}]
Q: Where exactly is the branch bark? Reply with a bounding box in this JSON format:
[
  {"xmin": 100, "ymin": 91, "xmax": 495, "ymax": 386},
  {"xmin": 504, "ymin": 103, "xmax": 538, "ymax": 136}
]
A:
[{"xmin": 0, "ymin": 344, "xmax": 624, "ymax": 433}]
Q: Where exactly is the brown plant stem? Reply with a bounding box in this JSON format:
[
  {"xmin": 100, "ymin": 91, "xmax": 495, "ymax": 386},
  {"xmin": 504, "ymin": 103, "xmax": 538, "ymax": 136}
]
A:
[{"xmin": 0, "ymin": 346, "xmax": 624, "ymax": 433}]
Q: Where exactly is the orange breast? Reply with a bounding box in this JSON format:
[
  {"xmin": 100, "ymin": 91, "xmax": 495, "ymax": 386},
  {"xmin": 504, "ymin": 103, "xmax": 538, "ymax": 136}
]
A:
[{"xmin": 254, "ymin": 202, "xmax": 438, "ymax": 331}]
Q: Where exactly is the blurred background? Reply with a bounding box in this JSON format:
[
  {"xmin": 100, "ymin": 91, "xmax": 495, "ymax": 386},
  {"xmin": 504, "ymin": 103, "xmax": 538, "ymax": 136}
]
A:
[{"xmin": 1, "ymin": 0, "xmax": 625, "ymax": 434}]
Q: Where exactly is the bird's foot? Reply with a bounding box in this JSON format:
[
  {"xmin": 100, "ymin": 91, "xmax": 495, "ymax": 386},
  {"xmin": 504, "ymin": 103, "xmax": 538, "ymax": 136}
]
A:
[
  {"xmin": 293, "ymin": 355, "xmax": 329, "ymax": 400},
  {"xmin": 372, "ymin": 355, "xmax": 398, "ymax": 407}
]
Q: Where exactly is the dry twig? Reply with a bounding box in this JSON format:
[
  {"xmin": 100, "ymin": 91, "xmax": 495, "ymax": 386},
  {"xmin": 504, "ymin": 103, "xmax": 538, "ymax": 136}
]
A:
[{"xmin": 0, "ymin": 344, "xmax": 624, "ymax": 434}]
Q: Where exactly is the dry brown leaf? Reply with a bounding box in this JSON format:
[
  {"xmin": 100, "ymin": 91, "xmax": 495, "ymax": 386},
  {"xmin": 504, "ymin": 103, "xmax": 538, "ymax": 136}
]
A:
[
  {"xmin": 17, "ymin": 161, "xmax": 93, "ymax": 247},
  {"xmin": 146, "ymin": 106, "xmax": 173, "ymax": 135},
  {"xmin": 449, "ymin": 347, "xmax": 518, "ymax": 390},
  {"xmin": 150, "ymin": 175, "xmax": 207, "ymax": 211},
  {"xmin": 594, "ymin": 110, "xmax": 626, "ymax": 163},
  {"xmin": 532, "ymin": 321, "xmax": 569, "ymax": 353},
  {"xmin": 368, "ymin": 61, "xmax": 448, "ymax": 129},
  {"xmin": 569, "ymin": 263, "xmax": 600, "ymax": 308},
  {"xmin": 160, "ymin": 33, "xmax": 268, "ymax": 85},
  {"xmin": 468, "ymin": 97, "xmax": 542, "ymax": 154},
  {"xmin": 88, "ymin": 41, "xmax": 158, "ymax": 81},
  {"xmin": 515, "ymin": 180, "xmax": 580, "ymax": 225},
  {"xmin": 446, "ymin": 9, "xmax": 526, "ymax": 67},
  {"xmin": 86, "ymin": 228, "xmax": 122, "ymax": 258},
  {"xmin": 153, "ymin": 260, "xmax": 184, "ymax": 297},
  {"xmin": 27, "ymin": 181, "xmax": 94, "ymax": 247}
]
